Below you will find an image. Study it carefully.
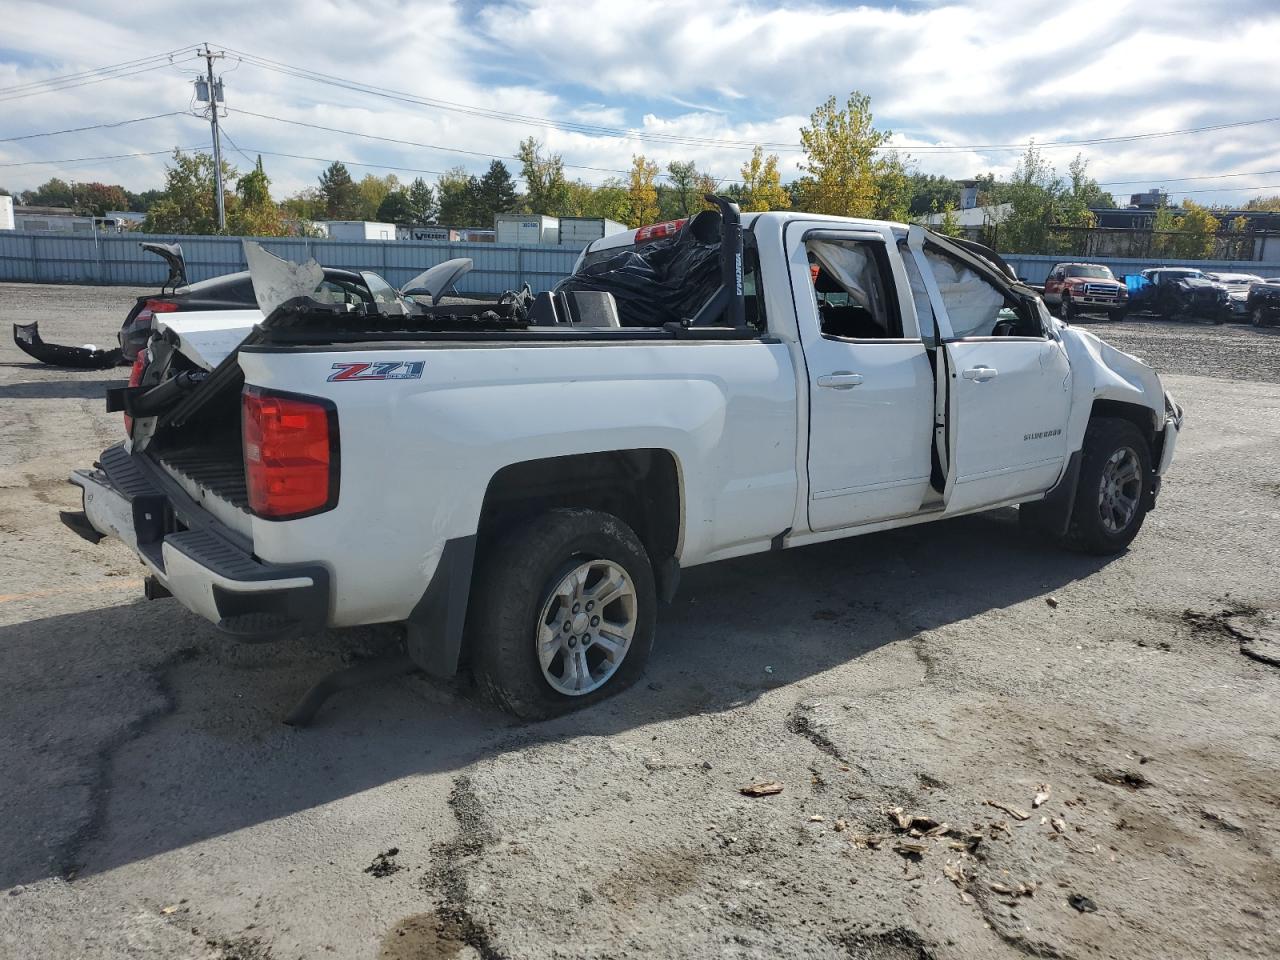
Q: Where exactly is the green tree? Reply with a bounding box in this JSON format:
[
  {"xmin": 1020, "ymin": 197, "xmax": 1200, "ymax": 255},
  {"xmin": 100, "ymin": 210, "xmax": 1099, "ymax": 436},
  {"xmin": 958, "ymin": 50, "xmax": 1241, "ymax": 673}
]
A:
[
  {"xmin": 517, "ymin": 138, "xmax": 570, "ymax": 216},
  {"xmin": 627, "ymin": 155, "xmax": 661, "ymax": 227},
  {"xmin": 354, "ymin": 173, "xmax": 398, "ymax": 221},
  {"xmin": 932, "ymin": 200, "xmax": 964, "ymax": 238},
  {"xmin": 227, "ymin": 156, "xmax": 287, "ymax": 237},
  {"xmin": 437, "ymin": 166, "xmax": 478, "ymax": 224},
  {"xmin": 663, "ymin": 160, "xmax": 702, "ymax": 217},
  {"xmin": 796, "ymin": 91, "xmax": 906, "ymax": 218},
  {"xmin": 406, "ymin": 177, "xmax": 438, "ymax": 224},
  {"xmin": 474, "ymin": 160, "xmax": 519, "ymax": 221},
  {"xmin": 565, "ymin": 178, "xmax": 630, "ymax": 222},
  {"xmin": 20, "ymin": 177, "xmax": 76, "ymax": 208},
  {"xmin": 281, "ymin": 187, "xmax": 324, "ymax": 222},
  {"xmin": 376, "ymin": 190, "xmax": 415, "ymax": 224},
  {"xmin": 317, "ymin": 161, "xmax": 360, "ymax": 219},
  {"xmin": 907, "ymin": 174, "xmax": 960, "ymax": 217},
  {"xmin": 144, "ymin": 150, "xmax": 237, "ymax": 234}
]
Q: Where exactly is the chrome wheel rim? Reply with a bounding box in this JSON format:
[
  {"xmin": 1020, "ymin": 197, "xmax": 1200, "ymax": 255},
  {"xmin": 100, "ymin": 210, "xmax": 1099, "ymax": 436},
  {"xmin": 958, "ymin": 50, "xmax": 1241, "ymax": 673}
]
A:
[
  {"xmin": 536, "ymin": 559, "xmax": 636, "ymax": 696},
  {"xmin": 1098, "ymin": 446, "xmax": 1141, "ymax": 533}
]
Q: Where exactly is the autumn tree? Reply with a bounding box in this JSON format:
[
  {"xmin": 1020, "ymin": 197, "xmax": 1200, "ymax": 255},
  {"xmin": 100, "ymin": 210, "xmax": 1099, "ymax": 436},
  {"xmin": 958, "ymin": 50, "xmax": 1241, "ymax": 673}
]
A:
[
  {"xmin": 737, "ymin": 147, "xmax": 791, "ymax": 212},
  {"xmin": 144, "ymin": 150, "xmax": 237, "ymax": 234},
  {"xmin": 1243, "ymin": 195, "xmax": 1280, "ymax": 212},
  {"xmin": 663, "ymin": 160, "xmax": 702, "ymax": 217},
  {"xmin": 227, "ymin": 155, "xmax": 287, "ymax": 237},
  {"xmin": 565, "ymin": 177, "xmax": 631, "ymax": 222},
  {"xmin": 517, "ymin": 138, "xmax": 570, "ymax": 216},
  {"xmin": 796, "ymin": 91, "xmax": 908, "ymax": 219},
  {"xmin": 317, "ymin": 161, "xmax": 360, "ymax": 219},
  {"xmin": 1153, "ymin": 200, "xmax": 1220, "ymax": 259},
  {"xmin": 355, "ymin": 173, "xmax": 399, "ymax": 221},
  {"xmin": 627, "ymin": 155, "xmax": 660, "ymax": 227}
]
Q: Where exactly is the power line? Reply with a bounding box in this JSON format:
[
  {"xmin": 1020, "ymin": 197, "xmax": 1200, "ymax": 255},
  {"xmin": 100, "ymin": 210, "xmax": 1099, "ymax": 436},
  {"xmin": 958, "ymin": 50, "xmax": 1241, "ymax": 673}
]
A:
[
  {"xmin": 0, "ymin": 147, "xmax": 203, "ymax": 168},
  {"xmin": 0, "ymin": 111, "xmax": 190, "ymax": 143},
  {"xmin": 1096, "ymin": 168, "xmax": 1280, "ymax": 187},
  {"xmin": 230, "ymin": 107, "xmax": 748, "ymax": 183},
  {"xmin": 222, "ymin": 46, "xmax": 801, "ymax": 152},
  {"xmin": 0, "ymin": 47, "xmax": 199, "ymax": 96},
  {"xmin": 219, "ymin": 43, "xmax": 1280, "ymax": 157},
  {"xmin": 0, "ymin": 55, "xmax": 203, "ymax": 104}
]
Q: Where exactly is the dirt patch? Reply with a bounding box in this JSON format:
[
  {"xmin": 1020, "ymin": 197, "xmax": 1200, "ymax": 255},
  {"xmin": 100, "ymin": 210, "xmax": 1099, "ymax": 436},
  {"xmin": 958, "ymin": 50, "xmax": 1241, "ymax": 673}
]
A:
[
  {"xmin": 208, "ymin": 935, "xmax": 273, "ymax": 960},
  {"xmin": 1182, "ymin": 604, "xmax": 1280, "ymax": 668},
  {"xmin": 838, "ymin": 927, "xmax": 935, "ymax": 959},
  {"xmin": 600, "ymin": 846, "xmax": 703, "ymax": 909},
  {"xmin": 364, "ymin": 848, "xmax": 403, "ymax": 879},
  {"xmin": 380, "ymin": 911, "xmax": 481, "ymax": 960}
]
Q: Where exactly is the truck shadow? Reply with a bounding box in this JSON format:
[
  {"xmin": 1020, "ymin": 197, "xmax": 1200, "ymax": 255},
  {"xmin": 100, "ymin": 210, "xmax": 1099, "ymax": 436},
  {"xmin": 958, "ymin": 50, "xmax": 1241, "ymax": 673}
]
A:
[{"xmin": 0, "ymin": 508, "xmax": 1112, "ymax": 890}]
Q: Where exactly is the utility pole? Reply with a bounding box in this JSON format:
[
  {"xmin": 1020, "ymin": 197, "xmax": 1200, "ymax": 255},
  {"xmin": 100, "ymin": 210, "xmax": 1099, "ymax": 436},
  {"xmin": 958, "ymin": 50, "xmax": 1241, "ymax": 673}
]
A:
[{"xmin": 197, "ymin": 44, "xmax": 226, "ymax": 230}]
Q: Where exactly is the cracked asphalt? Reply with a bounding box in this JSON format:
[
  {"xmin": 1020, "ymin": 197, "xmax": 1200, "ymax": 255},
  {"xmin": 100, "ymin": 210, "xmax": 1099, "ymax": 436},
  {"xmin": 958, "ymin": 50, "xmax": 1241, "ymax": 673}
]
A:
[{"xmin": 1, "ymin": 282, "xmax": 1278, "ymax": 960}]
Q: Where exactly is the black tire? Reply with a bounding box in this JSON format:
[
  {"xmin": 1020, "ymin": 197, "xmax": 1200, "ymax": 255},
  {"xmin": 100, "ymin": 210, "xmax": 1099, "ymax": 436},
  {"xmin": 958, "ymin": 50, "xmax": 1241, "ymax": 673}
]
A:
[
  {"xmin": 468, "ymin": 508, "xmax": 656, "ymax": 719},
  {"xmin": 1060, "ymin": 297, "xmax": 1074, "ymax": 322},
  {"xmin": 1251, "ymin": 307, "xmax": 1264, "ymax": 327},
  {"xmin": 1108, "ymin": 307, "xmax": 1128, "ymax": 322},
  {"xmin": 1064, "ymin": 418, "xmax": 1152, "ymax": 555}
]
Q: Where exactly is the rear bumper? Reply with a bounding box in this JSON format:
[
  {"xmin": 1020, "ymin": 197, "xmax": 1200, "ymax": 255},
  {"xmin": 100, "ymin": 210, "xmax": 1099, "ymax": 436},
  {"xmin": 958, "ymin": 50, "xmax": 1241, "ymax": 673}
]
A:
[{"xmin": 70, "ymin": 444, "xmax": 330, "ymax": 639}]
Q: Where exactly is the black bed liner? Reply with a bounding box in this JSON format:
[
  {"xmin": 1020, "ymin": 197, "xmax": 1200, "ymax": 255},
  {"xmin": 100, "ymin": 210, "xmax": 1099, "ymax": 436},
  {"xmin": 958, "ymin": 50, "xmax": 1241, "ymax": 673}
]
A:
[{"xmin": 157, "ymin": 444, "xmax": 249, "ymax": 508}]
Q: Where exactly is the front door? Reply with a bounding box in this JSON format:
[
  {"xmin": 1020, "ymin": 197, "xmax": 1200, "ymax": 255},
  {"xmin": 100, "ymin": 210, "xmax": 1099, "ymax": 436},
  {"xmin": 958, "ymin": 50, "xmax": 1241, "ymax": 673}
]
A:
[{"xmin": 907, "ymin": 231, "xmax": 1072, "ymax": 513}]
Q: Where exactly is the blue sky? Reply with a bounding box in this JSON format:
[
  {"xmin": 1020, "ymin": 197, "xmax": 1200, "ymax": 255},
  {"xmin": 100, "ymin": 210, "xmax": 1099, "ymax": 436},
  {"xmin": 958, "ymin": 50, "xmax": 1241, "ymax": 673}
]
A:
[{"xmin": 1, "ymin": 0, "xmax": 1278, "ymax": 207}]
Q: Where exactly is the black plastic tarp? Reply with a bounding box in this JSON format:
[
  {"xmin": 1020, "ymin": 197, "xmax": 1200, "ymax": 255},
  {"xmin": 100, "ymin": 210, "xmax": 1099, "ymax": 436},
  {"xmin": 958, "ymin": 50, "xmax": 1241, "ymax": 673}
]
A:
[{"xmin": 557, "ymin": 210, "xmax": 723, "ymax": 326}]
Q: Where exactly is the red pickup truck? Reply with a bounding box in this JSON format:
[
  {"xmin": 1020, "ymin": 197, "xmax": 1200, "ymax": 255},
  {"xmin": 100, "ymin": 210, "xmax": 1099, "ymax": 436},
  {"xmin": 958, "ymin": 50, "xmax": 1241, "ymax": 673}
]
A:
[{"xmin": 1042, "ymin": 262, "xmax": 1128, "ymax": 322}]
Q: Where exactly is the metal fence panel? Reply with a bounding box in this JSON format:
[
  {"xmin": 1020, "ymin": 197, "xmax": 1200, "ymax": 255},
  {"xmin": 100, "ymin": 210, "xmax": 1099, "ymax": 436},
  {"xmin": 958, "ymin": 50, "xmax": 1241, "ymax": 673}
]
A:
[{"xmin": 0, "ymin": 231, "xmax": 586, "ymax": 293}]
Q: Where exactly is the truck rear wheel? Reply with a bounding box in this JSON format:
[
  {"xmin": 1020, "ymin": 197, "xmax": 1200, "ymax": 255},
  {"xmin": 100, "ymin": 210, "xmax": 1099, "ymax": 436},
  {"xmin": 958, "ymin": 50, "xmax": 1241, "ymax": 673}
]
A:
[
  {"xmin": 469, "ymin": 508, "xmax": 656, "ymax": 719},
  {"xmin": 1064, "ymin": 417, "xmax": 1151, "ymax": 555}
]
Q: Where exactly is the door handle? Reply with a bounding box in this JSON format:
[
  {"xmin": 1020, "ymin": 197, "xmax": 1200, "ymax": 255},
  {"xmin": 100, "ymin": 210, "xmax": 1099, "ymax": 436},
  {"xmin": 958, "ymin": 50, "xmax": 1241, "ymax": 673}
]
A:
[
  {"xmin": 816, "ymin": 372, "xmax": 865, "ymax": 389},
  {"xmin": 961, "ymin": 365, "xmax": 998, "ymax": 382}
]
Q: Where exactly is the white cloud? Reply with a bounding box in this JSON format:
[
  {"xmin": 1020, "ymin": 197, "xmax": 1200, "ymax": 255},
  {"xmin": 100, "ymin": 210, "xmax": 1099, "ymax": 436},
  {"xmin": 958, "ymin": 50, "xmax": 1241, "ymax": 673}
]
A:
[{"xmin": 1, "ymin": 0, "xmax": 1278, "ymax": 208}]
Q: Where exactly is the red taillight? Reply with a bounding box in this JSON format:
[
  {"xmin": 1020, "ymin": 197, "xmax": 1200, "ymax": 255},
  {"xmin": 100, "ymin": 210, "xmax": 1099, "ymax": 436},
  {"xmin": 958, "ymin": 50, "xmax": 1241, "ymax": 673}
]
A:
[
  {"xmin": 145, "ymin": 299, "xmax": 178, "ymax": 314},
  {"xmin": 634, "ymin": 218, "xmax": 687, "ymax": 243},
  {"xmin": 242, "ymin": 387, "xmax": 338, "ymax": 520},
  {"xmin": 123, "ymin": 351, "xmax": 147, "ymax": 434}
]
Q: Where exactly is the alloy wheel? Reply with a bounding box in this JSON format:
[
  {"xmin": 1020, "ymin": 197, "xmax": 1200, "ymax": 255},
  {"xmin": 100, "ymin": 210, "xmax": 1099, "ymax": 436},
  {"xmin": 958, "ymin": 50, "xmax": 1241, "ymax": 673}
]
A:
[
  {"xmin": 1098, "ymin": 446, "xmax": 1141, "ymax": 534},
  {"xmin": 535, "ymin": 559, "xmax": 637, "ymax": 696}
]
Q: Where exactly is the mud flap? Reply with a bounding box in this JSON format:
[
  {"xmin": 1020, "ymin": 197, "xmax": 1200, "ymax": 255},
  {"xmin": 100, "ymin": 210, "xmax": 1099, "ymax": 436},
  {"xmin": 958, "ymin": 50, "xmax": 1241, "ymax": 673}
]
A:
[{"xmin": 12, "ymin": 321, "xmax": 125, "ymax": 369}]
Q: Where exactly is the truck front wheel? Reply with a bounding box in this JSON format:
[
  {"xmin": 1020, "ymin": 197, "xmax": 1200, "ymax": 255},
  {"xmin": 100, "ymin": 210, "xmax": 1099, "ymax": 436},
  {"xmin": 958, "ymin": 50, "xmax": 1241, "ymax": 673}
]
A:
[
  {"xmin": 469, "ymin": 508, "xmax": 656, "ymax": 719},
  {"xmin": 1064, "ymin": 418, "xmax": 1152, "ymax": 554}
]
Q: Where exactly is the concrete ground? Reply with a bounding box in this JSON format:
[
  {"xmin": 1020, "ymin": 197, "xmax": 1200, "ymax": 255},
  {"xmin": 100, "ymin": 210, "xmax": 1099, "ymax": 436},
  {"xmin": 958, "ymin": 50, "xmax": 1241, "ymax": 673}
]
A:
[{"xmin": 1, "ymin": 282, "xmax": 1277, "ymax": 960}]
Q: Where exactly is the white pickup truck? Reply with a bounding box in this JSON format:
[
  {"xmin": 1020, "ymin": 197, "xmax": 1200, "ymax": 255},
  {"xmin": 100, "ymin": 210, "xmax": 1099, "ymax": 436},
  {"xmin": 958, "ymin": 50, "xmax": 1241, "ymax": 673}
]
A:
[{"xmin": 69, "ymin": 199, "xmax": 1183, "ymax": 720}]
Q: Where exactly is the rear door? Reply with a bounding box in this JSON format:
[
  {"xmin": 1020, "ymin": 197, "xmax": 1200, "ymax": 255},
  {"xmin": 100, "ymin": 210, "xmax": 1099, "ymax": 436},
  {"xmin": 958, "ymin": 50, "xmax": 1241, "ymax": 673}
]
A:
[{"xmin": 907, "ymin": 228, "xmax": 1072, "ymax": 513}]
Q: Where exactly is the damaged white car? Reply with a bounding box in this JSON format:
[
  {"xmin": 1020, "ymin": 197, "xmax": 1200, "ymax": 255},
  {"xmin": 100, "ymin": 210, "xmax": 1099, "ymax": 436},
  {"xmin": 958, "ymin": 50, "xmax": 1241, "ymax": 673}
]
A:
[{"xmin": 66, "ymin": 198, "xmax": 1183, "ymax": 722}]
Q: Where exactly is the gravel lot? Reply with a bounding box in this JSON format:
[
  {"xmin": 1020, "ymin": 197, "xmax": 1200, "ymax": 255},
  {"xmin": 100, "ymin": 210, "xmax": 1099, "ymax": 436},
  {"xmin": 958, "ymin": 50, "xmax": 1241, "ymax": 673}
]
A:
[{"xmin": 1, "ymin": 282, "xmax": 1278, "ymax": 960}]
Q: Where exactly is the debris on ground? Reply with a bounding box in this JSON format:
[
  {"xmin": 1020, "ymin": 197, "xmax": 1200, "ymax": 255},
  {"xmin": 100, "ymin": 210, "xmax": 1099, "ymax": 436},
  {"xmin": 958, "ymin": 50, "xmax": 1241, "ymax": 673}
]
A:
[
  {"xmin": 1069, "ymin": 893, "xmax": 1099, "ymax": 913},
  {"xmin": 1046, "ymin": 597, "xmax": 1060, "ymax": 609},
  {"xmin": 1093, "ymin": 769, "xmax": 1151, "ymax": 790},
  {"xmin": 1051, "ymin": 817, "xmax": 1066, "ymax": 833},
  {"xmin": 990, "ymin": 880, "xmax": 1037, "ymax": 897},
  {"xmin": 364, "ymin": 848, "xmax": 403, "ymax": 878},
  {"xmin": 808, "ymin": 814, "xmax": 825, "ymax": 822},
  {"xmin": 985, "ymin": 799, "xmax": 1031, "ymax": 820},
  {"xmin": 1033, "ymin": 784, "xmax": 1051, "ymax": 807},
  {"xmin": 740, "ymin": 781, "xmax": 784, "ymax": 797}
]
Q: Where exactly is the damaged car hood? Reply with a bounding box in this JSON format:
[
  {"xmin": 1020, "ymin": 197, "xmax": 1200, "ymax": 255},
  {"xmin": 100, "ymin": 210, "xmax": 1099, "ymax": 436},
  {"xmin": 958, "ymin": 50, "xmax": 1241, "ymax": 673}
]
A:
[{"xmin": 156, "ymin": 310, "xmax": 260, "ymax": 371}]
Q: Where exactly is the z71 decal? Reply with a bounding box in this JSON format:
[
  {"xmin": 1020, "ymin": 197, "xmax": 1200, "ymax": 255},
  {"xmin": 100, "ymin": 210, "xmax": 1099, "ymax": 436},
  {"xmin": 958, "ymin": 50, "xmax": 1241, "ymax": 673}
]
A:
[{"xmin": 327, "ymin": 361, "xmax": 425, "ymax": 382}]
